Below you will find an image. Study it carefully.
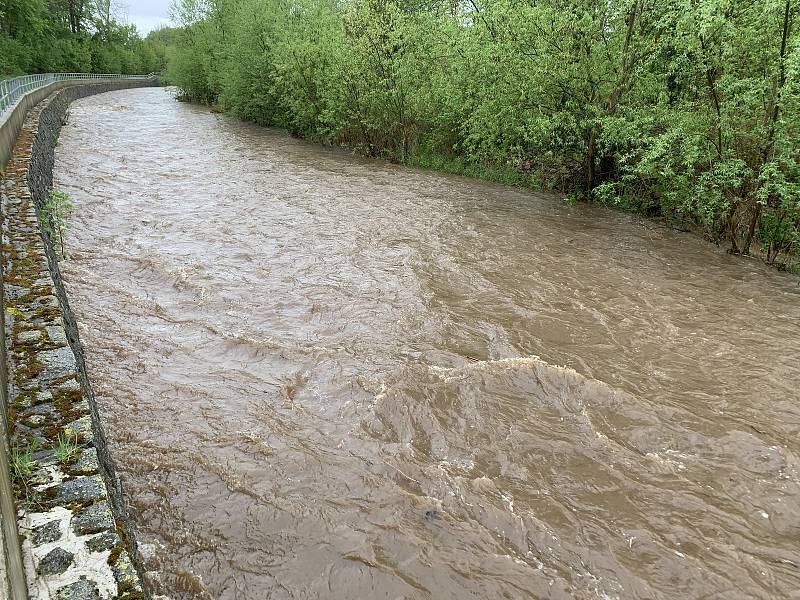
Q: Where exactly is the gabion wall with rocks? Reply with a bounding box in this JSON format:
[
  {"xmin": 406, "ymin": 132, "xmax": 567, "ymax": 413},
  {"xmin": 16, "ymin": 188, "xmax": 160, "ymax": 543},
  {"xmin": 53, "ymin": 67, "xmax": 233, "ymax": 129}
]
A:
[{"xmin": 1, "ymin": 81, "xmax": 158, "ymax": 600}]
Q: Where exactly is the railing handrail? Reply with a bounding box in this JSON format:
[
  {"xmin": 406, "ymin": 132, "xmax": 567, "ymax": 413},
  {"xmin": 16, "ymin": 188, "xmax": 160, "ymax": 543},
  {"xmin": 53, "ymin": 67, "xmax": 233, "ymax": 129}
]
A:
[{"xmin": 0, "ymin": 72, "xmax": 158, "ymax": 116}]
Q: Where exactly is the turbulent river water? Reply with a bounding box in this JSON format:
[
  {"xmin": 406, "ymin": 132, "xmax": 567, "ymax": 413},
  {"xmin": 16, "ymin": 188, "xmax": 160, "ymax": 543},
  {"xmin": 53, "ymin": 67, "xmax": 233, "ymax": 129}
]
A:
[{"xmin": 52, "ymin": 88, "xmax": 800, "ymax": 599}]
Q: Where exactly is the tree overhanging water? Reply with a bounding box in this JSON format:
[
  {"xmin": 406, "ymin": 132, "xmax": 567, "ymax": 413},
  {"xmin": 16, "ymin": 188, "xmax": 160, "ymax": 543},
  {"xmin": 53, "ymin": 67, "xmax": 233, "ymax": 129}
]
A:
[{"xmin": 165, "ymin": 0, "xmax": 800, "ymax": 271}]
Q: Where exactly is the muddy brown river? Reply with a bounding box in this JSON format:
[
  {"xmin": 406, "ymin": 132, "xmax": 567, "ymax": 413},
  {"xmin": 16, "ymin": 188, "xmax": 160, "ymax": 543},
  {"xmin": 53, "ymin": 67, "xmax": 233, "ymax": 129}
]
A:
[{"xmin": 53, "ymin": 88, "xmax": 800, "ymax": 599}]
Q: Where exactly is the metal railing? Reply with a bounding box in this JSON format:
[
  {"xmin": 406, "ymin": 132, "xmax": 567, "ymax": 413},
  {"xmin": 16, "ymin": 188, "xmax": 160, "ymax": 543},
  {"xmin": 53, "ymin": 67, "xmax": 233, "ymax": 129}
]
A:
[{"xmin": 0, "ymin": 72, "xmax": 158, "ymax": 116}]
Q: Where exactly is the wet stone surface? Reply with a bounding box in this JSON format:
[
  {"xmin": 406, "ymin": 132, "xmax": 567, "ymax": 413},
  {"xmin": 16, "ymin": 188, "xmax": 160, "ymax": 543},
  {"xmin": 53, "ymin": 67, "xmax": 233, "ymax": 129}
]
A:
[
  {"xmin": 63, "ymin": 416, "xmax": 94, "ymax": 442},
  {"xmin": 37, "ymin": 347, "xmax": 78, "ymax": 381},
  {"xmin": 112, "ymin": 552, "xmax": 140, "ymax": 593},
  {"xmin": 71, "ymin": 448, "xmax": 100, "ymax": 475}
]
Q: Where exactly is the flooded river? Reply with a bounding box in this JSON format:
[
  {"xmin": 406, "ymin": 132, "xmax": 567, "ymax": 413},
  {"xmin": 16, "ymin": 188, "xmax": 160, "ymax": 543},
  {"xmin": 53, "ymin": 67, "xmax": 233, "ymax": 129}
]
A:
[{"xmin": 53, "ymin": 88, "xmax": 800, "ymax": 599}]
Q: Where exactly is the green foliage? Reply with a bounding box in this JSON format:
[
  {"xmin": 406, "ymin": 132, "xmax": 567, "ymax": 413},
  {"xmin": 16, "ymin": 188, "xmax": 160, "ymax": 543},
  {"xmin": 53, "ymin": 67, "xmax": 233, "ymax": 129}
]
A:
[
  {"xmin": 10, "ymin": 439, "xmax": 41, "ymax": 508},
  {"xmin": 10, "ymin": 439, "xmax": 37, "ymax": 483},
  {"xmin": 55, "ymin": 432, "xmax": 80, "ymax": 464},
  {"xmin": 0, "ymin": 0, "xmax": 163, "ymax": 76},
  {"xmin": 39, "ymin": 190, "xmax": 73, "ymax": 260},
  {"xmin": 0, "ymin": 34, "xmax": 30, "ymax": 74},
  {"xmin": 172, "ymin": 0, "xmax": 800, "ymax": 266}
]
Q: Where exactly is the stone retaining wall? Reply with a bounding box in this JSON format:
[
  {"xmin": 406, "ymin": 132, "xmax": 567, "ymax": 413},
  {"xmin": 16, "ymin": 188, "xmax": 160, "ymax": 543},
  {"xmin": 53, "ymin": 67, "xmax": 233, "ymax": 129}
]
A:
[{"xmin": 1, "ymin": 81, "xmax": 158, "ymax": 600}]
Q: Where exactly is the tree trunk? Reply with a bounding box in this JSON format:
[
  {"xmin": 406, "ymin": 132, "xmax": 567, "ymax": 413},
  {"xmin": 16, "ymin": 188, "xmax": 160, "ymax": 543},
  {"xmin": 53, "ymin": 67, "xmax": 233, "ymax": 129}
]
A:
[
  {"xmin": 587, "ymin": 128, "xmax": 597, "ymax": 199},
  {"xmin": 743, "ymin": 0, "xmax": 792, "ymax": 254}
]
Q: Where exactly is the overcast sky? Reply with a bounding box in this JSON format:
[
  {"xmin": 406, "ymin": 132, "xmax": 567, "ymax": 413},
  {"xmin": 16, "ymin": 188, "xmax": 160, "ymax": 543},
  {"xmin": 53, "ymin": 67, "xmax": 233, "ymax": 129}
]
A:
[{"xmin": 122, "ymin": 0, "xmax": 173, "ymax": 34}]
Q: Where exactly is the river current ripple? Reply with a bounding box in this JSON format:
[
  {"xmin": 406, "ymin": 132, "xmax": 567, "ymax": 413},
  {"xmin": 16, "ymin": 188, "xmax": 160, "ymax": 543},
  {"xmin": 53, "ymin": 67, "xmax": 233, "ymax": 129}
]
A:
[{"xmin": 54, "ymin": 88, "xmax": 800, "ymax": 599}]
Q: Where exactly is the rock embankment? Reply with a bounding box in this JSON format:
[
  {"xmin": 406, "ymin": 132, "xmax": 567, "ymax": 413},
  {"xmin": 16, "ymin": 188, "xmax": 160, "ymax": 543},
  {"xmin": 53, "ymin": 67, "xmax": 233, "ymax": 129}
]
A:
[{"xmin": 1, "ymin": 82, "xmax": 156, "ymax": 600}]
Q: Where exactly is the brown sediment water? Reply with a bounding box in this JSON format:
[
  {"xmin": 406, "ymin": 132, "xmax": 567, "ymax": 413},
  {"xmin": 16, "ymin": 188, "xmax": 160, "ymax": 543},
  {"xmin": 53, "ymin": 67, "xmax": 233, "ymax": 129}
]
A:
[{"xmin": 53, "ymin": 87, "xmax": 800, "ymax": 600}]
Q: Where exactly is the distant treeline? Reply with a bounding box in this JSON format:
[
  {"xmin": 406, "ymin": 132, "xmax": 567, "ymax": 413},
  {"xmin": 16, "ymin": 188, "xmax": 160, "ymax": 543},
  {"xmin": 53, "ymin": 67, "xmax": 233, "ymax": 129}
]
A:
[
  {"xmin": 129, "ymin": 1, "xmax": 800, "ymax": 266},
  {"xmin": 0, "ymin": 0, "xmax": 173, "ymax": 76}
]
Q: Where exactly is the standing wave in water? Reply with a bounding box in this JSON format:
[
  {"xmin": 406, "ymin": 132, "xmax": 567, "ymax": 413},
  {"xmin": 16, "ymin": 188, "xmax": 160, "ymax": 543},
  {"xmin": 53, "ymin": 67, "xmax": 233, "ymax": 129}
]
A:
[{"xmin": 54, "ymin": 88, "xmax": 800, "ymax": 599}]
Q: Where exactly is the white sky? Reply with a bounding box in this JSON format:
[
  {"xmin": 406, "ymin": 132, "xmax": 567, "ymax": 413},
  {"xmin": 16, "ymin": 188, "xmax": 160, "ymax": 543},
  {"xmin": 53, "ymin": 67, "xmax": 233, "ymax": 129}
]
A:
[{"xmin": 121, "ymin": 0, "xmax": 173, "ymax": 34}]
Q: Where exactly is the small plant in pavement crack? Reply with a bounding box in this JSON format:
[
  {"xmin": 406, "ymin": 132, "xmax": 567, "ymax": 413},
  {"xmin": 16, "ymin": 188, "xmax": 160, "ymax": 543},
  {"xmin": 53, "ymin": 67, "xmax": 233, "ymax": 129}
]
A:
[
  {"xmin": 10, "ymin": 439, "xmax": 39, "ymax": 507},
  {"xmin": 55, "ymin": 431, "xmax": 80, "ymax": 464}
]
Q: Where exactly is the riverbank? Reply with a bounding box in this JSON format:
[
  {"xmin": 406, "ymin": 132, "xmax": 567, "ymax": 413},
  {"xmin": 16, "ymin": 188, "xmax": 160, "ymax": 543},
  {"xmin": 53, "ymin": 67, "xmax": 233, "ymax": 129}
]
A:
[
  {"xmin": 163, "ymin": 0, "xmax": 799, "ymax": 276},
  {"xmin": 406, "ymin": 153, "xmax": 800, "ymax": 275},
  {"xmin": 173, "ymin": 91, "xmax": 800, "ymax": 276},
  {"xmin": 52, "ymin": 86, "xmax": 800, "ymax": 599},
  {"xmin": 1, "ymin": 82, "xmax": 158, "ymax": 599}
]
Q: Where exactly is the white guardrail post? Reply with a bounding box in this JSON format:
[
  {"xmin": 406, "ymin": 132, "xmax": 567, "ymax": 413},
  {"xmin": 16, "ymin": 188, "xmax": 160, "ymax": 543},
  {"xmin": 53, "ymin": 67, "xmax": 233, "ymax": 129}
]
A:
[{"xmin": 0, "ymin": 72, "xmax": 157, "ymax": 116}]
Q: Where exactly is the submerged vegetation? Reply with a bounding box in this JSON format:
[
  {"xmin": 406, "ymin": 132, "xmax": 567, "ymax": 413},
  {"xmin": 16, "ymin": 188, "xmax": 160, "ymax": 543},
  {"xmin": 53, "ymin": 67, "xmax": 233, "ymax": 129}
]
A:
[{"xmin": 165, "ymin": 0, "xmax": 800, "ymax": 267}]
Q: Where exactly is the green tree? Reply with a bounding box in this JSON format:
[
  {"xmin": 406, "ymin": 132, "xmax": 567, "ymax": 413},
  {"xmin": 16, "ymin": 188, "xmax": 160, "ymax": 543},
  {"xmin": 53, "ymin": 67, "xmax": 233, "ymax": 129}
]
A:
[{"xmin": 147, "ymin": 0, "xmax": 800, "ymax": 268}]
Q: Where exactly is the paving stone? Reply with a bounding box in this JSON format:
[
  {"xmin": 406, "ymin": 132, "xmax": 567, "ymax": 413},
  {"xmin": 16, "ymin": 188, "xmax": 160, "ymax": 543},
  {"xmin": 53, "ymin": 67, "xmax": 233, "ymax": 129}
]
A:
[
  {"xmin": 64, "ymin": 416, "xmax": 93, "ymax": 442},
  {"xmin": 46, "ymin": 325, "xmax": 69, "ymax": 345},
  {"xmin": 22, "ymin": 414, "xmax": 46, "ymax": 427},
  {"xmin": 36, "ymin": 390, "xmax": 54, "ymax": 403},
  {"xmin": 31, "ymin": 448, "xmax": 58, "ymax": 467},
  {"xmin": 16, "ymin": 329, "xmax": 41, "ymax": 344},
  {"xmin": 55, "ymin": 475, "xmax": 105, "ymax": 504},
  {"xmin": 37, "ymin": 346, "xmax": 77, "ymax": 380},
  {"xmin": 4, "ymin": 285, "xmax": 30, "ymax": 301},
  {"xmin": 35, "ymin": 294, "xmax": 60, "ymax": 309},
  {"xmin": 30, "ymin": 464, "xmax": 61, "ymax": 487},
  {"xmin": 86, "ymin": 530, "xmax": 120, "ymax": 552},
  {"xmin": 32, "ymin": 519, "xmax": 62, "ymax": 545},
  {"xmin": 72, "ymin": 501, "xmax": 113, "ymax": 535},
  {"xmin": 58, "ymin": 378, "xmax": 81, "ymax": 392},
  {"xmin": 71, "ymin": 447, "xmax": 100, "ymax": 475},
  {"xmin": 56, "ymin": 579, "xmax": 100, "ymax": 600},
  {"xmin": 17, "ymin": 329, "xmax": 42, "ymax": 344},
  {"xmin": 25, "ymin": 402, "xmax": 58, "ymax": 417},
  {"xmin": 38, "ymin": 546, "xmax": 73, "ymax": 575}
]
